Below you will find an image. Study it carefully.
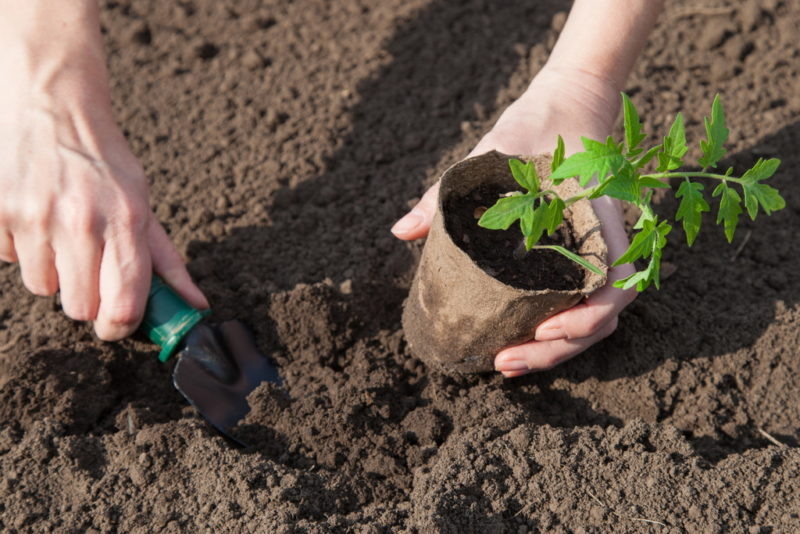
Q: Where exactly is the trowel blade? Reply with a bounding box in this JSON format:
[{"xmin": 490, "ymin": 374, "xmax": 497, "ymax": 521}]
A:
[{"xmin": 172, "ymin": 321, "xmax": 280, "ymax": 440}]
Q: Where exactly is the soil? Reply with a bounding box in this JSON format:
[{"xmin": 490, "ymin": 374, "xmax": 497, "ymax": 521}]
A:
[
  {"xmin": 444, "ymin": 183, "xmax": 583, "ymax": 291},
  {"xmin": 2, "ymin": 0, "xmax": 800, "ymax": 532}
]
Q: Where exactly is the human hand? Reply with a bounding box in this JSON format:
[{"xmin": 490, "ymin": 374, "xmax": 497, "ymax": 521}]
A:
[
  {"xmin": 0, "ymin": 24, "xmax": 208, "ymax": 341},
  {"xmin": 392, "ymin": 66, "xmax": 637, "ymax": 376}
]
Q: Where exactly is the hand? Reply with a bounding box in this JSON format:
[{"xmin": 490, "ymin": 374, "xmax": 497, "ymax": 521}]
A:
[
  {"xmin": 0, "ymin": 33, "xmax": 208, "ymax": 341},
  {"xmin": 392, "ymin": 66, "xmax": 637, "ymax": 376}
]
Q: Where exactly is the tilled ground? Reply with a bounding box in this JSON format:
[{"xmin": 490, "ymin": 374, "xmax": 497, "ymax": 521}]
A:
[{"xmin": 2, "ymin": 0, "xmax": 800, "ymax": 532}]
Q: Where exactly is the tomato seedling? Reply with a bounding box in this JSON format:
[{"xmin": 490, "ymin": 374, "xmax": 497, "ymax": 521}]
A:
[{"xmin": 478, "ymin": 93, "xmax": 785, "ymax": 291}]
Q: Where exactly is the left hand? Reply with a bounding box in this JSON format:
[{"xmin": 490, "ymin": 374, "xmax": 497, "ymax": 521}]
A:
[{"xmin": 392, "ymin": 66, "xmax": 637, "ymax": 377}]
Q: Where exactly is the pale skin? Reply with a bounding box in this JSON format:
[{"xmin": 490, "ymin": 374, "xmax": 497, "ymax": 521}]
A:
[
  {"xmin": 392, "ymin": 0, "xmax": 666, "ymax": 377},
  {"xmin": 2, "ymin": 0, "xmax": 662, "ymax": 371},
  {"xmin": 0, "ymin": 1, "xmax": 208, "ymax": 341}
]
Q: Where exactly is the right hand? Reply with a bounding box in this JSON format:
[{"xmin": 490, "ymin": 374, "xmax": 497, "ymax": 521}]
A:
[{"xmin": 0, "ymin": 31, "xmax": 208, "ymax": 341}]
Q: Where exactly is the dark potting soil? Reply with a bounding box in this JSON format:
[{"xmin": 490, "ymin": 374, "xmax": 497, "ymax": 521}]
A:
[
  {"xmin": 2, "ymin": 0, "xmax": 800, "ymax": 532},
  {"xmin": 444, "ymin": 183, "xmax": 584, "ymax": 291}
]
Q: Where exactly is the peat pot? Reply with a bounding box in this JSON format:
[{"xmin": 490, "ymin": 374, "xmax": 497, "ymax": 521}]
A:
[{"xmin": 402, "ymin": 151, "xmax": 608, "ymax": 374}]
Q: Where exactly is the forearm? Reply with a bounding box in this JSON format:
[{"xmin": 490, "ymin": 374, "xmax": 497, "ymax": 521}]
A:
[
  {"xmin": 546, "ymin": 0, "xmax": 664, "ymax": 92},
  {"xmin": 0, "ymin": 0, "xmax": 109, "ymax": 109}
]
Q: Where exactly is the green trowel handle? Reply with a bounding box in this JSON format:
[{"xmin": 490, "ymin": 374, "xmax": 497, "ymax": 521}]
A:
[{"xmin": 141, "ymin": 276, "xmax": 211, "ymax": 362}]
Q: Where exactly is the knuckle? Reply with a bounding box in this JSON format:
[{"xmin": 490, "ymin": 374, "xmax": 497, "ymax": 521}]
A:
[
  {"xmin": 20, "ymin": 203, "xmax": 53, "ymax": 232},
  {"xmin": 66, "ymin": 205, "xmax": 99, "ymax": 236},
  {"xmin": 104, "ymin": 302, "xmax": 143, "ymax": 328},
  {"xmin": 112, "ymin": 199, "xmax": 148, "ymax": 234}
]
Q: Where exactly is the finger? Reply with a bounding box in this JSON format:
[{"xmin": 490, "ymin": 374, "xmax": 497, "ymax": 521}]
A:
[
  {"xmin": 391, "ymin": 182, "xmax": 439, "ymax": 241},
  {"xmin": 535, "ymin": 196, "xmax": 636, "ymax": 341},
  {"xmin": 495, "ymin": 316, "xmax": 619, "ymax": 377},
  {"xmin": 54, "ymin": 236, "xmax": 102, "ymax": 321},
  {"xmin": 93, "ymin": 230, "xmax": 150, "ymax": 341},
  {"xmin": 149, "ymin": 220, "xmax": 209, "ymax": 309},
  {"xmin": 14, "ymin": 235, "xmax": 58, "ymax": 296},
  {"xmin": 533, "ymin": 279, "xmax": 636, "ymax": 341},
  {"xmin": 0, "ymin": 232, "xmax": 17, "ymax": 263}
]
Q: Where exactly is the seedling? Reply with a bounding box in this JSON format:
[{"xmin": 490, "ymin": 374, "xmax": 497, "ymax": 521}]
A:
[{"xmin": 478, "ymin": 93, "xmax": 785, "ymax": 291}]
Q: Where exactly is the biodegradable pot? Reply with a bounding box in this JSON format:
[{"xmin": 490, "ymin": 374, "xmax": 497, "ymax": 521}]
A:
[{"xmin": 402, "ymin": 151, "xmax": 608, "ymax": 374}]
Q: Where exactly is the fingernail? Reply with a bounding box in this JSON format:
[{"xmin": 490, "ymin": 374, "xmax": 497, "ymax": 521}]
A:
[
  {"xmin": 535, "ymin": 325, "xmax": 565, "ymax": 341},
  {"xmin": 391, "ymin": 212, "xmax": 422, "ymax": 236},
  {"xmin": 495, "ymin": 354, "xmax": 529, "ymax": 373}
]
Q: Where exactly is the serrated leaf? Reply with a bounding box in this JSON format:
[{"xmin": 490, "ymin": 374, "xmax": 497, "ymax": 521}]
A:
[
  {"xmin": 741, "ymin": 157, "xmax": 781, "ymax": 182},
  {"xmin": 509, "ymin": 158, "xmax": 539, "ymax": 194},
  {"xmin": 613, "ymin": 246, "xmax": 664, "ymax": 291},
  {"xmin": 612, "ymin": 219, "xmax": 671, "ymax": 291},
  {"xmin": 633, "ymin": 192, "xmax": 656, "ymax": 230},
  {"xmin": 740, "ymin": 156, "xmax": 783, "ymax": 220},
  {"xmin": 634, "ymin": 145, "xmax": 662, "ymax": 169},
  {"xmin": 742, "ymin": 182, "xmax": 785, "ymax": 219},
  {"xmin": 550, "ymin": 136, "xmax": 625, "ymax": 187},
  {"xmin": 622, "ymin": 93, "xmax": 646, "ymax": 157},
  {"xmin": 534, "ymin": 245, "xmax": 605, "ymax": 276},
  {"xmin": 698, "ymin": 94, "xmax": 729, "ymax": 169},
  {"xmin": 712, "ymin": 182, "xmax": 742, "ymax": 242},
  {"xmin": 656, "ymin": 112, "xmax": 688, "ymax": 172},
  {"xmin": 478, "ymin": 194, "xmax": 535, "ymax": 230},
  {"xmin": 675, "ymin": 180, "xmax": 710, "ymax": 246},
  {"xmin": 544, "ymin": 197, "xmax": 565, "ymax": 235},
  {"xmin": 639, "ymin": 177, "xmax": 671, "ymax": 189},
  {"xmin": 589, "ymin": 161, "xmax": 640, "ymax": 202},
  {"xmin": 552, "ymin": 135, "xmax": 565, "ymax": 172}
]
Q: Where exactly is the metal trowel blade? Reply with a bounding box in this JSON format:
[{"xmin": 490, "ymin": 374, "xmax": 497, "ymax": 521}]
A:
[{"xmin": 172, "ymin": 320, "xmax": 280, "ymax": 441}]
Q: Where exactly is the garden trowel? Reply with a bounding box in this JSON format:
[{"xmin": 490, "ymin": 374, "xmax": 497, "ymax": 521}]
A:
[{"xmin": 139, "ymin": 277, "xmax": 280, "ymax": 441}]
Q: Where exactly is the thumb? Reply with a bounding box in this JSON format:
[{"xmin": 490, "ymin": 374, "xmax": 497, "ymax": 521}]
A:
[
  {"xmin": 148, "ymin": 219, "xmax": 210, "ymax": 309},
  {"xmin": 391, "ymin": 182, "xmax": 439, "ymax": 241}
]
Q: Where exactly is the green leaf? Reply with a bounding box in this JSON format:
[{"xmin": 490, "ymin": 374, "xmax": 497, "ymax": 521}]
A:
[
  {"xmin": 712, "ymin": 182, "xmax": 742, "ymax": 242},
  {"xmin": 589, "ymin": 161, "xmax": 640, "ymax": 203},
  {"xmin": 478, "ymin": 194, "xmax": 535, "ymax": 230},
  {"xmin": 740, "ymin": 157, "xmax": 784, "ymax": 219},
  {"xmin": 622, "ymin": 93, "xmax": 646, "ymax": 157},
  {"xmin": 509, "ymin": 159, "xmax": 539, "ymax": 194},
  {"xmin": 742, "ymin": 182, "xmax": 784, "ymax": 220},
  {"xmin": 741, "ymin": 157, "xmax": 780, "ymax": 182},
  {"xmin": 523, "ymin": 204, "xmax": 549, "ymax": 249},
  {"xmin": 533, "ymin": 245, "xmax": 605, "ymax": 276},
  {"xmin": 656, "ymin": 112, "xmax": 688, "ymax": 172},
  {"xmin": 552, "ymin": 135, "xmax": 565, "ymax": 172},
  {"xmin": 698, "ymin": 94, "xmax": 729, "ymax": 169},
  {"xmin": 612, "ymin": 219, "xmax": 671, "ymax": 291},
  {"xmin": 550, "ymin": 136, "xmax": 625, "ymax": 187},
  {"xmin": 544, "ymin": 197, "xmax": 565, "ymax": 235},
  {"xmin": 634, "ymin": 144, "xmax": 662, "ymax": 170},
  {"xmin": 639, "ymin": 177, "xmax": 671, "ymax": 189},
  {"xmin": 633, "ymin": 191, "xmax": 656, "ymax": 230},
  {"xmin": 675, "ymin": 180, "xmax": 710, "ymax": 246}
]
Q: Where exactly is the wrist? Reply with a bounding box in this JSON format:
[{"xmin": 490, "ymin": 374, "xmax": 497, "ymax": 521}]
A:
[
  {"xmin": 526, "ymin": 64, "xmax": 620, "ymax": 128},
  {"xmin": 0, "ymin": 0, "xmax": 110, "ymax": 112}
]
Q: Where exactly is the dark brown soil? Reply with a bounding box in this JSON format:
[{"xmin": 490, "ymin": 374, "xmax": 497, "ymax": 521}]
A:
[
  {"xmin": 444, "ymin": 183, "xmax": 583, "ymax": 291},
  {"xmin": 2, "ymin": 0, "xmax": 800, "ymax": 532}
]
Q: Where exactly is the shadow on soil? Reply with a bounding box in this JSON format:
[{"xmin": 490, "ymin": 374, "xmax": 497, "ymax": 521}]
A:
[{"xmin": 185, "ymin": 0, "xmax": 800, "ymax": 463}]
